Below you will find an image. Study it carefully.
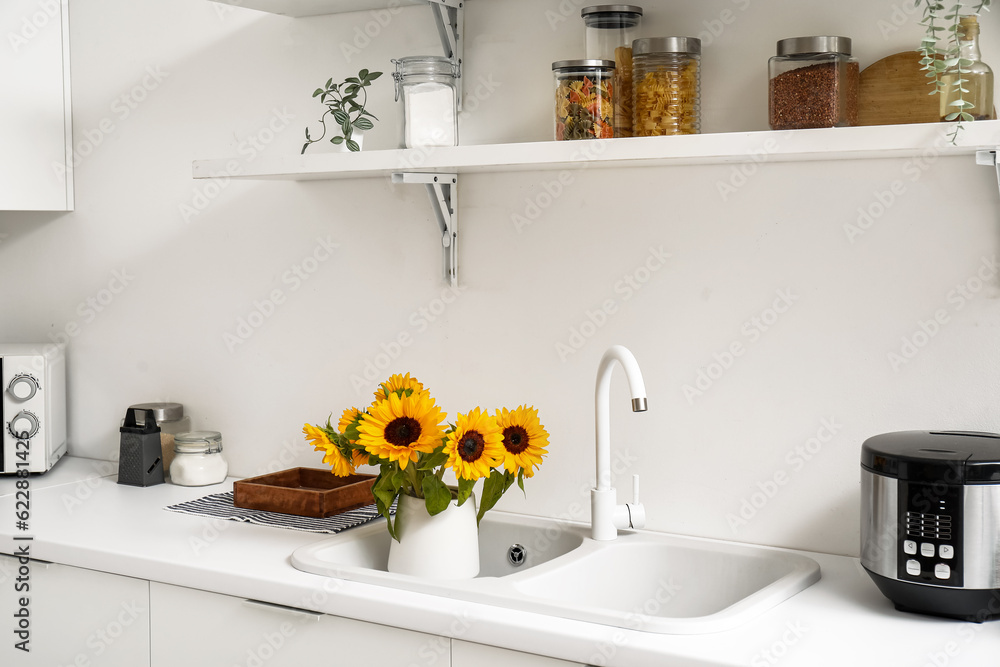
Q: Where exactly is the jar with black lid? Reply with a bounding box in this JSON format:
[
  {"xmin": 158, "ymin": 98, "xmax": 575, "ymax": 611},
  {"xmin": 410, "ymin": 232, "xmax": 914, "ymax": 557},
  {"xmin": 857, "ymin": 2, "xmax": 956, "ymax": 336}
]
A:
[
  {"xmin": 768, "ymin": 36, "xmax": 859, "ymax": 130},
  {"xmin": 553, "ymin": 59, "xmax": 615, "ymax": 140},
  {"xmin": 581, "ymin": 5, "xmax": 644, "ymax": 137}
]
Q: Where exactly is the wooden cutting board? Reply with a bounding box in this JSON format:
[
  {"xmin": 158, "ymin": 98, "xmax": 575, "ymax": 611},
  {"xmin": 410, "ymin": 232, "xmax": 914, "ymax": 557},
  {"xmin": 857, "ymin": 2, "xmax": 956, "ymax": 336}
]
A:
[{"xmin": 859, "ymin": 51, "xmax": 940, "ymax": 125}]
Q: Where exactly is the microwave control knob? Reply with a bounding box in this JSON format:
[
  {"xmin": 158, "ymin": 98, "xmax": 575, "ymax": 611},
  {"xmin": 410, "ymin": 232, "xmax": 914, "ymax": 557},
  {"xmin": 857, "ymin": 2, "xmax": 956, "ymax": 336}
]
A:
[
  {"xmin": 8, "ymin": 411, "xmax": 40, "ymax": 439},
  {"xmin": 7, "ymin": 374, "xmax": 39, "ymax": 401}
]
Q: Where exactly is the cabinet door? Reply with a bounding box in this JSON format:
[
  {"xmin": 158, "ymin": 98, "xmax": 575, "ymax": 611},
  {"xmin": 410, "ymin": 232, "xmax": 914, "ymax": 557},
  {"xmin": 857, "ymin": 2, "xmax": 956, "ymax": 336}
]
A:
[
  {"xmin": 453, "ymin": 640, "xmax": 586, "ymax": 667},
  {"xmin": 150, "ymin": 582, "xmax": 450, "ymax": 667},
  {"xmin": 0, "ymin": 0, "xmax": 73, "ymax": 211},
  {"xmin": 0, "ymin": 554, "xmax": 150, "ymax": 666}
]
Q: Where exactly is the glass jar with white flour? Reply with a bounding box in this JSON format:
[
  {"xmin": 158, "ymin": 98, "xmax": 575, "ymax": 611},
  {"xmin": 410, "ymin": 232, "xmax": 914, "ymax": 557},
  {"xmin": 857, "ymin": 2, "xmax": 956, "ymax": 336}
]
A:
[
  {"xmin": 392, "ymin": 56, "xmax": 459, "ymax": 148},
  {"xmin": 170, "ymin": 431, "xmax": 228, "ymax": 486}
]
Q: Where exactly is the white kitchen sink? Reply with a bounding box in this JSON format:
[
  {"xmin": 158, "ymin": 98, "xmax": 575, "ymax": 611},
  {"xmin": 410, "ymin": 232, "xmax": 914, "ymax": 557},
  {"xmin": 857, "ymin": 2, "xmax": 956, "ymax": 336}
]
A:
[{"xmin": 291, "ymin": 511, "xmax": 821, "ymax": 634}]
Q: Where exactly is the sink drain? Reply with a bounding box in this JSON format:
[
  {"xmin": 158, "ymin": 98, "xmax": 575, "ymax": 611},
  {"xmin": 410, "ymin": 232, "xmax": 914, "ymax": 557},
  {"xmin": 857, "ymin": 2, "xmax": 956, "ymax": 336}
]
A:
[{"xmin": 507, "ymin": 544, "xmax": 527, "ymax": 567}]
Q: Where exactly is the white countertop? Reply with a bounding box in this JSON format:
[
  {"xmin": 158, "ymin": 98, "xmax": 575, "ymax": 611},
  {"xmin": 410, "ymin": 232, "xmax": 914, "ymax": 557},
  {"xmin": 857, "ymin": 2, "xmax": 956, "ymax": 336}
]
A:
[{"xmin": 2, "ymin": 456, "xmax": 999, "ymax": 666}]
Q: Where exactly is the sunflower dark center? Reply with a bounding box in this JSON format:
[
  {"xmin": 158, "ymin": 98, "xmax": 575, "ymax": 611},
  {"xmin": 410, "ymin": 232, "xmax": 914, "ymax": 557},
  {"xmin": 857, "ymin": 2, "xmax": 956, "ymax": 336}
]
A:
[
  {"xmin": 503, "ymin": 426, "xmax": 530, "ymax": 454},
  {"xmin": 385, "ymin": 417, "xmax": 421, "ymax": 447},
  {"xmin": 459, "ymin": 431, "xmax": 486, "ymax": 462}
]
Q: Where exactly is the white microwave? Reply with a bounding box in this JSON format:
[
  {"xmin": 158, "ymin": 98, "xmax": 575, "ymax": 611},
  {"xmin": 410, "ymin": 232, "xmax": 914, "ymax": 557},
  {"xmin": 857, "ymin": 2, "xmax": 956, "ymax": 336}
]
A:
[{"xmin": 1, "ymin": 343, "xmax": 67, "ymax": 474}]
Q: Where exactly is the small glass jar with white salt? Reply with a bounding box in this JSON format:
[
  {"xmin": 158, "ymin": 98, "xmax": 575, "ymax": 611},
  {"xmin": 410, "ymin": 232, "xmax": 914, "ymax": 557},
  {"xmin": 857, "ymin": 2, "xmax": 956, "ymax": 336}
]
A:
[
  {"xmin": 392, "ymin": 56, "xmax": 459, "ymax": 148},
  {"xmin": 170, "ymin": 431, "xmax": 228, "ymax": 487}
]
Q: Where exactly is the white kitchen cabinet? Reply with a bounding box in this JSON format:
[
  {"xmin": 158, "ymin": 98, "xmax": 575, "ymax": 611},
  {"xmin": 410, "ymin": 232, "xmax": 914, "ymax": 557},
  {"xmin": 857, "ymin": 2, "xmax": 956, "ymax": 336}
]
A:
[
  {"xmin": 0, "ymin": 0, "xmax": 73, "ymax": 211},
  {"xmin": 453, "ymin": 640, "xmax": 587, "ymax": 667},
  {"xmin": 150, "ymin": 581, "xmax": 450, "ymax": 667},
  {"xmin": 0, "ymin": 554, "xmax": 150, "ymax": 666}
]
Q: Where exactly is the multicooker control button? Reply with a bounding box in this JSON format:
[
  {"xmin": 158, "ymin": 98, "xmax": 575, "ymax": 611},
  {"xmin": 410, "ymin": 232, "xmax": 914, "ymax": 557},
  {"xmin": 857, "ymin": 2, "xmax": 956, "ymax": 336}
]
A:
[
  {"xmin": 903, "ymin": 540, "xmax": 917, "ymax": 555},
  {"xmin": 906, "ymin": 559, "xmax": 921, "ymax": 576},
  {"xmin": 940, "ymin": 545, "xmax": 955, "ymax": 559},
  {"xmin": 921, "ymin": 543, "xmax": 936, "ymax": 558},
  {"xmin": 935, "ymin": 563, "xmax": 951, "ymax": 579}
]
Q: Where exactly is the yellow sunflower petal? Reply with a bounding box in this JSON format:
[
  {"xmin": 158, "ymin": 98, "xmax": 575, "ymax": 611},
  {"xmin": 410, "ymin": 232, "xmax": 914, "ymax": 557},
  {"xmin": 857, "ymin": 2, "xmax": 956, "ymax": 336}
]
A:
[
  {"xmin": 495, "ymin": 405, "xmax": 549, "ymax": 477},
  {"xmin": 357, "ymin": 390, "xmax": 445, "ymax": 469},
  {"xmin": 444, "ymin": 407, "xmax": 505, "ymax": 481}
]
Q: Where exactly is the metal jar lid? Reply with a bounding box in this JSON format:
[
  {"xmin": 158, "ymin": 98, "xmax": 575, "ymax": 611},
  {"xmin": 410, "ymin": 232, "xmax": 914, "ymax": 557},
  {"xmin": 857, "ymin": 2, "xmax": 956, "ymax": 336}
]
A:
[
  {"xmin": 776, "ymin": 36, "xmax": 852, "ymax": 56},
  {"xmin": 581, "ymin": 5, "xmax": 644, "ymax": 18},
  {"xmin": 632, "ymin": 37, "xmax": 701, "ymax": 56},
  {"xmin": 552, "ymin": 59, "xmax": 616, "ymax": 71},
  {"xmin": 174, "ymin": 431, "xmax": 223, "ymax": 454},
  {"xmin": 129, "ymin": 402, "xmax": 184, "ymax": 423},
  {"xmin": 392, "ymin": 55, "xmax": 458, "ymax": 78}
]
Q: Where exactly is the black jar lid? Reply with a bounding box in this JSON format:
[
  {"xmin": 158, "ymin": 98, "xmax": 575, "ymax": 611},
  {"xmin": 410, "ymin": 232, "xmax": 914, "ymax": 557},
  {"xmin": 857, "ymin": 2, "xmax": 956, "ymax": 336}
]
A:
[
  {"xmin": 776, "ymin": 36, "xmax": 852, "ymax": 56},
  {"xmin": 581, "ymin": 5, "xmax": 644, "ymax": 18}
]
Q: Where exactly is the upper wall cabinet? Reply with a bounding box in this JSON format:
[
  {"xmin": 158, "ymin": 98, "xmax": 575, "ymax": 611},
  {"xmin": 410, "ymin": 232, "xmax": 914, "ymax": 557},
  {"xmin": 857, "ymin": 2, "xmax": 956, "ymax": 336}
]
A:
[{"xmin": 0, "ymin": 0, "xmax": 73, "ymax": 211}]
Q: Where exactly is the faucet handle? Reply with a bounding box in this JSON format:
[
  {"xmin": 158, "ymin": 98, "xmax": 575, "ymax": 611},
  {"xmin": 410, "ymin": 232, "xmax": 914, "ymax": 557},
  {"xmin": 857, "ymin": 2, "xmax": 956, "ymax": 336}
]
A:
[
  {"xmin": 632, "ymin": 474, "xmax": 640, "ymax": 505},
  {"xmin": 628, "ymin": 474, "xmax": 646, "ymax": 530}
]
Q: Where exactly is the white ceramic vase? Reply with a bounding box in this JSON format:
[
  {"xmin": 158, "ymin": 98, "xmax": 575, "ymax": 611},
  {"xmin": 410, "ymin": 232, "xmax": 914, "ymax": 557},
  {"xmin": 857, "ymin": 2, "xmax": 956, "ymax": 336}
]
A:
[{"xmin": 387, "ymin": 492, "xmax": 480, "ymax": 579}]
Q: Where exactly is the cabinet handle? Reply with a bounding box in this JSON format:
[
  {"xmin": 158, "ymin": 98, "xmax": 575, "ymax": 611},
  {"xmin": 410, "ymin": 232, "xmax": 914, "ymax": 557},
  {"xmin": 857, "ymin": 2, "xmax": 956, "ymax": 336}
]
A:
[{"xmin": 242, "ymin": 598, "xmax": 323, "ymax": 620}]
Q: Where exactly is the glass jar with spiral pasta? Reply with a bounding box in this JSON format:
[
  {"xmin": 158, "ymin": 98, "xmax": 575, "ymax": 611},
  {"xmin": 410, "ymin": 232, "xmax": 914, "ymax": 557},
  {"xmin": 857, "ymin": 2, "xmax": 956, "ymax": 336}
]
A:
[
  {"xmin": 552, "ymin": 60, "xmax": 616, "ymax": 140},
  {"xmin": 631, "ymin": 37, "xmax": 701, "ymax": 136}
]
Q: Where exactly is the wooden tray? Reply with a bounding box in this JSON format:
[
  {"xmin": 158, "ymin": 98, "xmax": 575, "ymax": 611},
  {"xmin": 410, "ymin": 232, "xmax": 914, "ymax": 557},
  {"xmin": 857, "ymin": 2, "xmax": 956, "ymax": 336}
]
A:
[{"xmin": 233, "ymin": 468, "xmax": 376, "ymax": 518}]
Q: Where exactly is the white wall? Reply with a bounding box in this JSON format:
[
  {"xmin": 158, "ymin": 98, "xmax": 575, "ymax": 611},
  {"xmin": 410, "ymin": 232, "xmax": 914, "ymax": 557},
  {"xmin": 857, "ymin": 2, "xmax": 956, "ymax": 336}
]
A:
[{"xmin": 1, "ymin": 0, "xmax": 999, "ymax": 557}]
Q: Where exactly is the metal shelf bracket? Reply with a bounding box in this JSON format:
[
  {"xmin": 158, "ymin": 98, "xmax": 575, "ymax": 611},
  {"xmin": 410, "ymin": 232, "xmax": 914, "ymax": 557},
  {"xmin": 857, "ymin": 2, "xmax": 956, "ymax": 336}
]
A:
[
  {"xmin": 976, "ymin": 149, "xmax": 1000, "ymax": 198},
  {"xmin": 422, "ymin": 0, "xmax": 464, "ymax": 108},
  {"xmin": 391, "ymin": 172, "xmax": 459, "ymax": 286}
]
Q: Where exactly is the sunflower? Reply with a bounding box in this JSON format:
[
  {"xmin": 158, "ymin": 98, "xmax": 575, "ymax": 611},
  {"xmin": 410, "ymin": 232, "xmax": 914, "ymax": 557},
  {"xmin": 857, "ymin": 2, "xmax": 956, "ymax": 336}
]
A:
[
  {"xmin": 373, "ymin": 373, "xmax": 424, "ymax": 402},
  {"xmin": 303, "ymin": 423, "xmax": 354, "ymax": 477},
  {"xmin": 495, "ymin": 406, "xmax": 549, "ymax": 478},
  {"xmin": 357, "ymin": 390, "xmax": 445, "ymax": 470},
  {"xmin": 444, "ymin": 408, "xmax": 505, "ymax": 481},
  {"xmin": 338, "ymin": 407, "xmax": 363, "ymax": 438}
]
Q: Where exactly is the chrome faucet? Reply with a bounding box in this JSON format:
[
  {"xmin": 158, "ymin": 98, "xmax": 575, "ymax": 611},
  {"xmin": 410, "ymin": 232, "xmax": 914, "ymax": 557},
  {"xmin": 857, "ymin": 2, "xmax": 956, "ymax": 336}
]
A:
[{"xmin": 592, "ymin": 345, "xmax": 648, "ymax": 541}]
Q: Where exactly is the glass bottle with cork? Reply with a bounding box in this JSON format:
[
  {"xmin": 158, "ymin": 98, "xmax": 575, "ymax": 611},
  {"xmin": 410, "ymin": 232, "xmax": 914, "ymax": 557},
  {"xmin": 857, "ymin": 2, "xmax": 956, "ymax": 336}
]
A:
[{"xmin": 940, "ymin": 15, "xmax": 995, "ymax": 121}]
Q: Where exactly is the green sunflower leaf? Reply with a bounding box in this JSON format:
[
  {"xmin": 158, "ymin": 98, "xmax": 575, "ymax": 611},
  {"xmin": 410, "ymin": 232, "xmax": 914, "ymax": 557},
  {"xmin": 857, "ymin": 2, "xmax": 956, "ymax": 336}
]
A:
[
  {"xmin": 417, "ymin": 450, "xmax": 449, "ymax": 471},
  {"xmin": 456, "ymin": 477, "xmax": 476, "ymax": 507},
  {"xmin": 422, "ymin": 476, "xmax": 452, "ymax": 515},
  {"xmin": 476, "ymin": 470, "xmax": 506, "ymax": 525}
]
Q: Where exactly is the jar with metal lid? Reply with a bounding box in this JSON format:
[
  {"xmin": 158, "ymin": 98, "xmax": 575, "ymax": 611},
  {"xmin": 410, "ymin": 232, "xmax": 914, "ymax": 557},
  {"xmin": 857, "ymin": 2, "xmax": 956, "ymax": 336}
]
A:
[
  {"xmin": 129, "ymin": 402, "xmax": 190, "ymax": 478},
  {"xmin": 392, "ymin": 56, "xmax": 459, "ymax": 148},
  {"xmin": 553, "ymin": 59, "xmax": 615, "ymax": 140},
  {"xmin": 581, "ymin": 5, "xmax": 643, "ymax": 137},
  {"xmin": 768, "ymin": 36, "xmax": 859, "ymax": 130},
  {"xmin": 170, "ymin": 431, "xmax": 228, "ymax": 487},
  {"xmin": 632, "ymin": 37, "xmax": 701, "ymax": 136}
]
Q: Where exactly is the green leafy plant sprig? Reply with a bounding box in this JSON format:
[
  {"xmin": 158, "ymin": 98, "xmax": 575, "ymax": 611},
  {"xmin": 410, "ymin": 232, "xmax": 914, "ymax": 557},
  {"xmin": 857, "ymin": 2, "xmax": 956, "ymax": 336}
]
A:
[
  {"xmin": 301, "ymin": 68, "xmax": 382, "ymax": 154},
  {"xmin": 916, "ymin": 0, "xmax": 992, "ymax": 142}
]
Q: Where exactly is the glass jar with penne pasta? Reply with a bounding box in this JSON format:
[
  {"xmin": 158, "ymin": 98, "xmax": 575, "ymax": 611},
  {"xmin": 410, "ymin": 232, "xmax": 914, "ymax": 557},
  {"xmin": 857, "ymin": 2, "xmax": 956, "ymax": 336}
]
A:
[
  {"xmin": 632, "ymin": 37, "xmax": 701, "ymax": 136},
  {"xmin": 581, "ymin": 5, "xmax": 643, "ymax": 137}
]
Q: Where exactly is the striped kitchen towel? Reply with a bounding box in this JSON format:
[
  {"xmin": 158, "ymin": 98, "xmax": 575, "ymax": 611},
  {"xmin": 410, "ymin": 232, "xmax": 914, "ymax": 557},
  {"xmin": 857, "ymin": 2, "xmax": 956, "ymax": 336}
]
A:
[{"xmin": 164, "ymin": 491, "xmax": 392, "ymax": 534}]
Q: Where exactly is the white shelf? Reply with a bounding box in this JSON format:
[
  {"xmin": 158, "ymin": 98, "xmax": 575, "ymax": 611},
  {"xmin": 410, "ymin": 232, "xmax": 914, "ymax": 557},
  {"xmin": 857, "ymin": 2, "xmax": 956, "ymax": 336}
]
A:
[
  {"xmin": 209, "ymin": 0, "xmax": 434, "ymax": 17},
  {"xmin": 192, "ymin": 121, "xmax": 1000, "ymax": 182}
]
